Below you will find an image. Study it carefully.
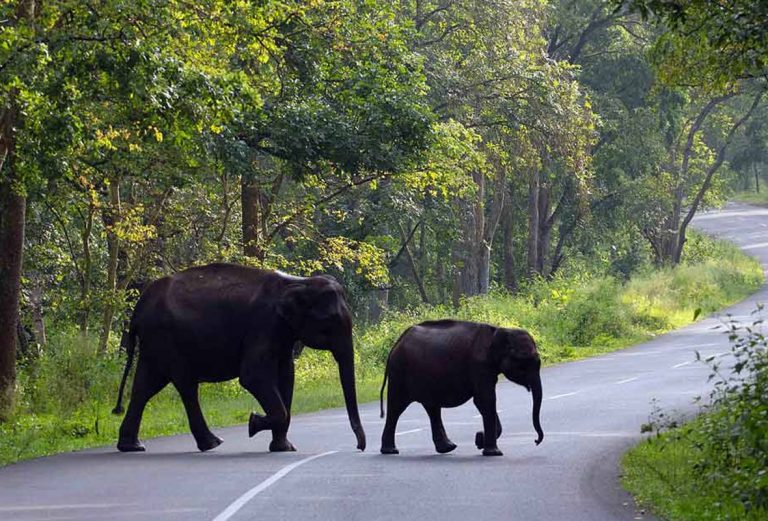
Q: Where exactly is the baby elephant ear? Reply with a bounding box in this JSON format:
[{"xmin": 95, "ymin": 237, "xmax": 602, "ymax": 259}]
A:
[
  {"xmin": 489, "ymin": 328, "xmax": 511, "ymax": 363},
  {"xmin": 277, "ymin": 283, "xmax": 308, "ymax": 322}
]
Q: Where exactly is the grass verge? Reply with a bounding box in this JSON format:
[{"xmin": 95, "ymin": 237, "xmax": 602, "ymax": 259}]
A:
[
  {"xmin": 0, "ymin": 233, "xmax": 763, "ymax": 467},
  {"xmin": 622, "ymin": 306, "xmax": 768, "ymax": 521},
  {"xmin": 622, "ymin": 418, "xmax": 767, "ymax": 521}
]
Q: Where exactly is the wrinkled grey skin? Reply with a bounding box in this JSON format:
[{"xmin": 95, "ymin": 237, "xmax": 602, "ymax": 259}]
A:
[{"xmin": 379, "ymin": 320, "xmax": 543, "ymax": 456}]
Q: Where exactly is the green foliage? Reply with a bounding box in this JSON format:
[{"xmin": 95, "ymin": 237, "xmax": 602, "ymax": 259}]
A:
[
  {"xmin": 620, "ymin": 0, "xmax": 768, "ymax": 87},
  {"xmin": 623, "ymin": 311, "xmax": 768, "ymax": 519}
]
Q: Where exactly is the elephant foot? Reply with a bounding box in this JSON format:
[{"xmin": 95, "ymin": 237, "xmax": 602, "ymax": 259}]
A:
[
  {"xmin": 248, "ymin": 412, "xmax": 268, "ymax": 438},
  {"xmin": 269, "ymin": 439, "xmax": 297, "ymax": 452},
  {"xmin": 435, "ymin": 440, "xmax": 457, "ymax": 454},
  {"xmin": 482, "ymin": 447, "xmax": 503, "ymax": 457},
  {"xmin": 475, "ymin": 431, "xmax": 484, "ymax": 450},
  {"xmin": 197, "ymin": 433, "xmax": 223, "ymax": 452},
  {"xmin": 117, "ymin": 439, "xmax": 146, "ymax": 452},
  {"xmin": 380, "ymin": 446, "xmax": 399, "ymax": 455}
]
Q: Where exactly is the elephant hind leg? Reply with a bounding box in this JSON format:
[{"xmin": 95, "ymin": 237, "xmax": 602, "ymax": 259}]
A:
[
  {"xmin": 424, "ymin": 405, "xmax": 456, "ymax": 454},
  {"xmin": 117, "ymin": 358, "xmax": 169, "ymax": 452},
  {"xmin": 380, "ymin": 385, "xmax": 411, "ymax": 455},
  {"xmin": 172, "ymin": 377, "xmax": 222, "ymax": 452}
]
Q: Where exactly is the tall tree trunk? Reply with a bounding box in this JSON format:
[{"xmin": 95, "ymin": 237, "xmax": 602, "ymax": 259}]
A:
[
  {"xmin": 0, "ymin": 95, "xmax": 23, "ymax": 418},
  {"xmin": 536, "ymin": 183, "xmax": 551, "ymax": 275},
  {"xmin": 397, "ymin": 222, "xmax": 430, "ymax": 304},
  {"xmin": 98, "ymin": 180, "xmax": 121, "ymax": 354},
  {"xmin": 241, "ymin": 175, "xmax": 264, "ymax": 259},
  {"xmin": 502, "ymin": 199, "xmax": 516, "ymax": 291},
  {"xmin": 756, "ymin": 163, "xmax": 760, "ymax": 193},
  {"xmin": 78, "ymin": 202, "xmax": 95, "ymax": 334},
  {"xmin": 28, "ymin": 285, "xmax": 45, "ymax": 348},
  {"xmin": 527, "ymin": 169, "xmax": 540, "ymax": 276},
  {"xmin": 436, "ymin": 258, "xmax": 447, "ymax": 303},
  {"xmin": 478, "ymin": 170, "xmax": 507, "ymax": 294}
]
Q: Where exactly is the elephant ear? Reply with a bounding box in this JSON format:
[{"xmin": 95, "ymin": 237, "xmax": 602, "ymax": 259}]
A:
[
  {"xmin": 277, "ymin": 283, "xmax": 310, "ymax": 323},
  {"xmin": 277, "ymin": 281, "xmax": 339, "ymax": 323},
  {"xmin": 508, "ymin": 329, "xmax": 538, "ymax": 359},
  {"xmin": 489, "ymin": 328, "xmax": 511, "ymax": 365},
  {"xmin": 490, "ymin": 328, "xmax": 537, "ymax": 364}
]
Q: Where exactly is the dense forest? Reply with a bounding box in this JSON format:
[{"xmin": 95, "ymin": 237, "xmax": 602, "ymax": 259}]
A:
[{"xmin": 1, "ymin": 0, "xmax": 767, "ymax": 422}]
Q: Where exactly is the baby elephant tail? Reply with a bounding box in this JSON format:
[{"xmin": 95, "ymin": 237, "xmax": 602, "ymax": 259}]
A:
[
  {"xmin": 379, "ymin": 351, "xmax": 391, "ymax": 419},
  {"xmin": 112, "ymin": 323, "xmax": 137, "ymax": 415}
]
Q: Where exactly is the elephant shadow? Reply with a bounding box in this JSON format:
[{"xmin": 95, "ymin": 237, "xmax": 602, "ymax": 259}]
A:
[{"xmin": 375, "ymin": 452, "xmax": 549, "ymax": 466}]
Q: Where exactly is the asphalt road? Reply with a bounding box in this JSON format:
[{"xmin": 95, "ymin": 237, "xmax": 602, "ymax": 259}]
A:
[{"xmin": 2, "ymin": 202, "xmax": 767, "ymax": 521}]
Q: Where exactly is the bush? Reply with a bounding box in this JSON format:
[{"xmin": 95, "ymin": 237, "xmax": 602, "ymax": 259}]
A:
[
  {"xmin": 553, "ymin": 278, "xmax": 634, "ymax": 346},
  {"xmin": 623, "ymin": 311, "xmax": 768, "ymax": 520}
]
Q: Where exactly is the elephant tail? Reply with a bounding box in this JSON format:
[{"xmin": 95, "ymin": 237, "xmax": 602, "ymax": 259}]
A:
[
  {"xmin": 112, "ymin": 323, "xmax": 137, "ymax": 415},
  {"xmin": 379, "ymin": 350, "xmax": 392, "ymax": 419}
]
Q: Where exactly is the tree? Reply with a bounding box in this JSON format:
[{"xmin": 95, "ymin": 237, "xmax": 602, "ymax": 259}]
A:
[{"xmin": 620, "ymin": 0, "xmax": 768, "ymax": 86}]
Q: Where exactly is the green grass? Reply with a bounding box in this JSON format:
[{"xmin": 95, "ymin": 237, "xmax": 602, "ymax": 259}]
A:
[
  {"xmin": 622, "ymin": 417, "xmax": 768, "ymax": 521},
  {"xmin": 0, "ymin": 234, "xmax": 763, "ymax": 467},
  {"xmin": 731, "ymin": 182, "xmax": 768, "ymax": 206}
]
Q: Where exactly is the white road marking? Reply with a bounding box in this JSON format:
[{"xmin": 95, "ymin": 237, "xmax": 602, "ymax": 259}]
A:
[
  {"xmin": 614, "ymin": 377, "xmax": 639, "ymax": 385},
  {"xmin": 502, "ymin": 431, "xmax": 636, "ymax": 438},
  {"xmin": 0, "ymin": 504, "xmax": 136, "ymax": 512},
  {"xmin": 672, "ymin": 361, "xmax": 692, "ymax": 368},
  {"xmin": 395, "ymin": 428, "xmax": 424, "ymax": 436},
  {"xmin": 612, "ymin": 351, "xmax": 662, "ymax": 357},
  {"xmin": 546, "ymin": 391, "xmax": 579, "ymax": 400},
  {"xmin": 741, "ymin": 241, "xmax": 768, "ymax": 250},
  {"xmin": 211, "ymin": 451, "xmax": 337, "ymax": 521}
]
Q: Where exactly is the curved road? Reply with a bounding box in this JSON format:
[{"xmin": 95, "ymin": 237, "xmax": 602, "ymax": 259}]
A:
[{"xmin": 2, "ymin": 202, "xmax": 767, "ymax": 521}]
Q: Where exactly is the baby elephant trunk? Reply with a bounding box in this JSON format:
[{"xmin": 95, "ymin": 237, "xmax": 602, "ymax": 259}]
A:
[{"xmin": 531, "ymin": 374, "xmax": 544, "ymax": 445}]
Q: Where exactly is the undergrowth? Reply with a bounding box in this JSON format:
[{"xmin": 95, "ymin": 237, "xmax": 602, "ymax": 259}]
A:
[
  {"xmin": 0, "ymin": 234, "xmax": 762, "ymax": 466},
  {"xmin": 622, "ymin": 312, "xmax": 768, "ymax": 520}
]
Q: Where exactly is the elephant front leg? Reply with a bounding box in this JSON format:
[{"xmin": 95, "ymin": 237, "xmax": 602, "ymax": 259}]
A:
[
  {"xmin": 240, "ymin": 365, "xmax": 290, "ymax": 446},
  {"xmin": 474, "ymin": 412, "xmax": 502, "ymax": 452},
  {"xmin": 473, "ymin": 392, "xmax": 503, "ymax": 456},
  {"xmin": 269, "ymin": 354, "xmax": 296, "ymax": 452}
]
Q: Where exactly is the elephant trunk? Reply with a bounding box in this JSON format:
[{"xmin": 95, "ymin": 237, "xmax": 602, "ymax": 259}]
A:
[
  {"xmin": 335, "ymin": 347, "xmax": 366, "ymax": 451},
  {"xmin": 531, "ymin": 373, "xmax": 544, "ymax": 445}
]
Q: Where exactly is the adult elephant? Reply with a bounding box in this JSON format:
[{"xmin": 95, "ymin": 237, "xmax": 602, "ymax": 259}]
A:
[
  {"xmin": 379, "ymin": 320, "xmax": 543, "ymax": 456},
  {"xmin": 112, "ymin": 263, "xmax": 366, "ymax": 453}
]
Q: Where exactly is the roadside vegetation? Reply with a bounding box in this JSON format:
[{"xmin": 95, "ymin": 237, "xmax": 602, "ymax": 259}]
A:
[
  {"xmin": 0, "ymin": 233, "xmax": 761, "ymax": 466},
  {"xmin": 622, "ymin": 312, "xmax": 768, "ymax": 521}
]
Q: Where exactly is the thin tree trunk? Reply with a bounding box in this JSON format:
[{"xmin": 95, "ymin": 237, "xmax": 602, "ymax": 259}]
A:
[
  {"xmin": 241, "ymin": 175, "xmax": 263, "ymax": 259},
  {"xmin": 29, "ymin": 285, "xmax": 45, "ymax": 348},
  {"xmin": 674, "ymin": 91, "xmax": 764, "ymax": 263},
  {"xmin": 397, "ymin": 222, "xmax": 430, "ymax": 304},
  {"xmin": 78, "ymin": 202, "xmax": 95, "ymax": 334},
  {"xmin": 756, "ymin": 163, "xmax": 760, "ymax": 193},
  {"xmin": 436, "ymin": 258, "xmax": 447, "ymax": 303},
  {"xmin": 98, "ymin": 180, "xmax": 121, "ymax": 354},
  {"xmin": 502, "ymin": 199, "xmax": 516, "ymax": 291},
  {"xmin": 527, "ymin": 169, "xmax": 540, "ymax": 276},
  {"xmin": 537, "ymin": 183, "xmax": 551, "ymax": 275}
]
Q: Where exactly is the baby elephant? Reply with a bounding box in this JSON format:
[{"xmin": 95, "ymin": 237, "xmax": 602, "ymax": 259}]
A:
[{"xmin": 379, "ymin": 320, "xmax": 544, "ymax": 456}]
